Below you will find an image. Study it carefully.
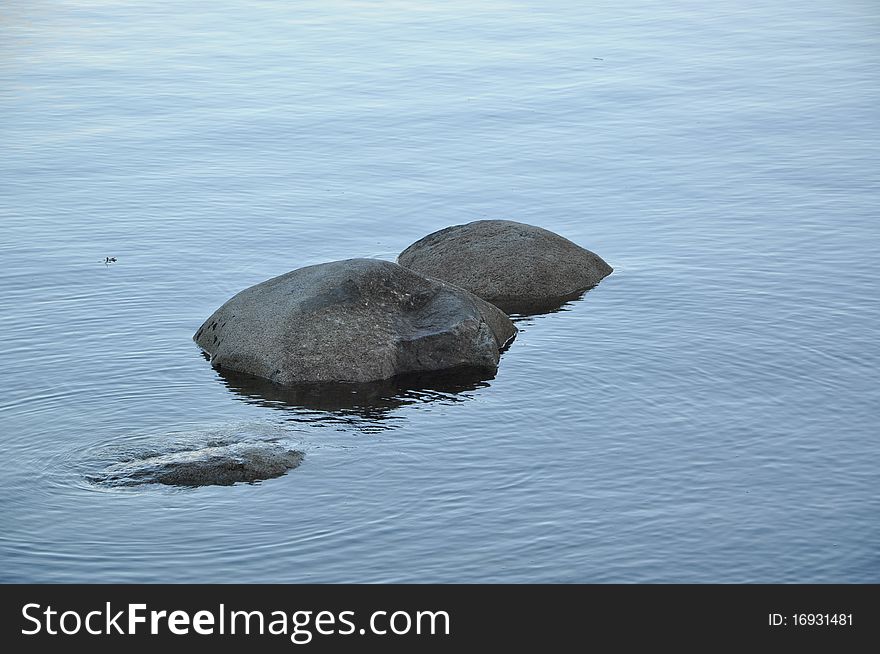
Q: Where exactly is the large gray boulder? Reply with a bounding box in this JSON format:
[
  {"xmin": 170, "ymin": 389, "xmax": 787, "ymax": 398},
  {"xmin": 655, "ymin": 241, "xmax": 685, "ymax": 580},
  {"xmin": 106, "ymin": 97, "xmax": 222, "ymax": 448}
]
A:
[
  {"xmin": 194, "ymin": 259, "xmax": 516, "ymax": 385},
  {"xmin": 398, "ymin": 220, "xmax": 612, "ymax": 313},
  {"xmin": 91, "ymin": 442, "xmax": 303, "ymax": 487}
]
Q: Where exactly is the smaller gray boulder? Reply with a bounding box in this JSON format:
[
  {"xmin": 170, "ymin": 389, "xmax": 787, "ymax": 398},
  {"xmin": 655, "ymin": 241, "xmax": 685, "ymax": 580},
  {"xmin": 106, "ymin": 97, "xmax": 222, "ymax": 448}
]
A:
[
  {"xmin": 92, "ymin": 442, "xmax": 303, "ymax": 487},
  {"xmin": 195, "ymin": 259, "xmax": 516, "ymax": 385},
  {"xmin": 398, "ymin": 220, "xmax": 612, "ymax": 313}
]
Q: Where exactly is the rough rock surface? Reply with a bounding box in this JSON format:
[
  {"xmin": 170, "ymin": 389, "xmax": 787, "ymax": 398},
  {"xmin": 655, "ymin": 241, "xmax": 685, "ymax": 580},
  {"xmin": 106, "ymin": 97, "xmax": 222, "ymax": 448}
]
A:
[
  {"xmin": 398, "ymin": 220, "xmax": 612, "ymax": 313},
  {"xmin": 92, "ymin": 442, "xmax": 303, "ymax": 487},
  {"xmin": 194, "ymin": 258, "xmax": 516, "ymax": 385}
]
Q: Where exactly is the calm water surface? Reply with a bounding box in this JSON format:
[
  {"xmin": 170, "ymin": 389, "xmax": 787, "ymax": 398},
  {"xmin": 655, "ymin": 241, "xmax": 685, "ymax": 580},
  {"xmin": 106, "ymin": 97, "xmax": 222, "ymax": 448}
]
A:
[{"xmin": 1, "ymin": 0, "xmax": 878, "ymax": 582}]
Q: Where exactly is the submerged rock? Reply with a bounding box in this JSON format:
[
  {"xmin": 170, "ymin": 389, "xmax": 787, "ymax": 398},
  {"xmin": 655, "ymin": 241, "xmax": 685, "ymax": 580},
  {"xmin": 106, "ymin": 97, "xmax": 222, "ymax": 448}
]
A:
[
  {"xmin": 398, "ymin": 220, "xmax": 612, "ymax": 313},
  {"xmin": 194, "ymin": 258, "xmax": 516, "ymax": 385},
  {"xmin": 92, "ymin": 442, "xmax": 303, "ymax": 487}
]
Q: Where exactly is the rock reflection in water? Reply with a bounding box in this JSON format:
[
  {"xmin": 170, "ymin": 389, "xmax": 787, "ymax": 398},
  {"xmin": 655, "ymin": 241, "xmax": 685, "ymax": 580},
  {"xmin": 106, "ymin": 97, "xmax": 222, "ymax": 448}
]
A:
[{"xmin": 214, "ymin": 366, "xmax": 493, "ymax": 432}]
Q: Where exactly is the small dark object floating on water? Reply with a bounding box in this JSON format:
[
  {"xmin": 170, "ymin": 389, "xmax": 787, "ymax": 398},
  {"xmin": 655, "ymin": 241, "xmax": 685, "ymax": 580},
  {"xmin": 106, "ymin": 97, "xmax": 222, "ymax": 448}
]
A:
[{"xmin": 103, "ymin": 257, "xmax": 117, "ymax": 265}]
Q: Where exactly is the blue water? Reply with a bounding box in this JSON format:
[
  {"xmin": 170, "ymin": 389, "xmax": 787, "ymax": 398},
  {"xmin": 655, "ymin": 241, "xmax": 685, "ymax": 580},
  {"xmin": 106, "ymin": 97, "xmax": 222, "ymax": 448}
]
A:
[{"xmin": 1, "ymin": 0, "xmax": 878, "ymax": 582}]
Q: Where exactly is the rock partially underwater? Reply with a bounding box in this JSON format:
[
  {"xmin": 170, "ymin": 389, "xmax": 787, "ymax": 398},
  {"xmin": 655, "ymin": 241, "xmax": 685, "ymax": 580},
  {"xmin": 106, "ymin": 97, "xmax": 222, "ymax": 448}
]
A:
[
  {"xmin": 91, "ymin": 441, "xmax": 303, "ymax": 487},
  {"xmin": 194, "ymin": 258, "xmax": 516, "ymax": 385},
  {"xmin": 398, "ymin": 220, "xmax": 612, "ymax": 313}
]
